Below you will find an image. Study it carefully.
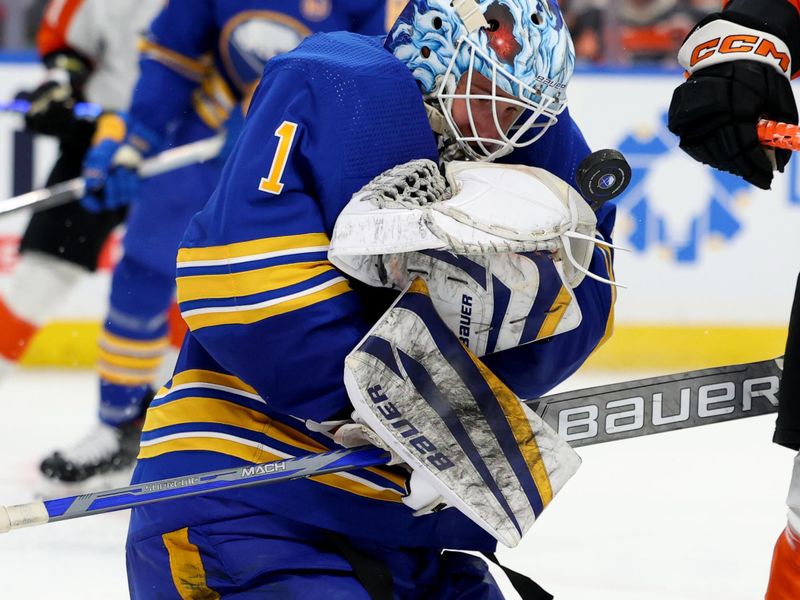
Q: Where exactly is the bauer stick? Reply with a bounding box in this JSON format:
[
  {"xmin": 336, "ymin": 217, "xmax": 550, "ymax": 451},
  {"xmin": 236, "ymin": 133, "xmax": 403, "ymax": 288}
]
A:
[
  {"xmin": 0, "ymin": 134, "xmax": 225, "ymax": 216},
  {"xmin": 0, "ymin": 354, "xmax": 781, "ymax": 533}
]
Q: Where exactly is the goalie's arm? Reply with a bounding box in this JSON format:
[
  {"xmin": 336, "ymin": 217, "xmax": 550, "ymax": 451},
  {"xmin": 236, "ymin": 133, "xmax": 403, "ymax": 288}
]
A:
[
  {"xmin": 175, "ymin": 64, "xmax": 438, "ymax": 421},
  {"xmin": 129, "ymin": 0, "xmax": 216, "ymax": 134},
  {"xmin": 176, "ymin": 69, "xmax": 367, "ymax": 421}
]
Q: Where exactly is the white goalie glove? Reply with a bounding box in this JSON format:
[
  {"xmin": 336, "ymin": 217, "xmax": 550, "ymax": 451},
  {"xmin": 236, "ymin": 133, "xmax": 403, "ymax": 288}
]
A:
[
  {"xmin": 329, "ymin": 159, "xmax": 619, "ymax": 355},
  {"xmin": 329, "ymin": 158, "xmax": 607, "ymax": 286}
]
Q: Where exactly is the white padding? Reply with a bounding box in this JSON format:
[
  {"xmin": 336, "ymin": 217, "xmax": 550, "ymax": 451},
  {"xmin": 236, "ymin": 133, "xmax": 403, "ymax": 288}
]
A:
[
  {"xmin": 343, "ymin": 280, "xmax": 582, "ymax": 547},
  {"xmin": 437, "ymin": 162, "xmax": 581, "ymax": 243},
  {"xmin": 330, "ymin": 161, "xmax": 597, "ymax": 288}
]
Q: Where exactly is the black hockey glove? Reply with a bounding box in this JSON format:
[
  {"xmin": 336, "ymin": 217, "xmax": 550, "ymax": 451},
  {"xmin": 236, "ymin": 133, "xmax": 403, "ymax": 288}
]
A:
[
  {"xmin": 668, "ymin": 60, "xmax": 796, "ymax": 190},
  {"xmin": 668, "ymin": 9, "xmax": 799, "ymax": 190},
  {"xmin": 18, "ymin": 50, "xmax": 92, "ymax": 139}
]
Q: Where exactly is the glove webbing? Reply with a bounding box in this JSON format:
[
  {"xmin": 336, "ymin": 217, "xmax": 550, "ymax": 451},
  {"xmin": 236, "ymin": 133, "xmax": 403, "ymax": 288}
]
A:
[{"xmin": 361, "ymin": 159, "xmax": 450, "ymax": 209}]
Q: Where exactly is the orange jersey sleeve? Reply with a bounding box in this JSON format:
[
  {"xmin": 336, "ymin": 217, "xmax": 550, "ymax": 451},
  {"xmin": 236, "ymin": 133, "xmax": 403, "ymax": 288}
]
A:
[{"xmin": 36, "ymin": 0, "xmax": 86, "ymax": 57}]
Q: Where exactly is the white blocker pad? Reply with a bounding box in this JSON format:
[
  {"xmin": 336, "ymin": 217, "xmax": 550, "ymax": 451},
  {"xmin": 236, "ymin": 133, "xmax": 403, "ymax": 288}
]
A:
[
  {"xmin": 329, "ymin": 159, "xmax": 598, "ymax": 289},
  {"xmin": 344, "ymin": 278, "xmax": 581, "ymax": 548}
]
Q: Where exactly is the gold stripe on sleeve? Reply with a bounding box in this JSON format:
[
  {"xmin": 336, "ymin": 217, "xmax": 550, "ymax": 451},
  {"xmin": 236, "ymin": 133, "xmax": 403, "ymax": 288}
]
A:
[
  {"xmin": 177, "ymin": 233, "xmax": 330, "ymax": 265},
  {"xmin": 177, "ymin": 261, "xmax": 334, "ymax": 303},
  {"xmin": 138, "ymin": 38, "xmax": 209, "ymax": 82},
  {"xmin": 182, "ymin": 279, "xmax": 352, "ymax": 331},
  {"xmin": 139, "ymin": 436, "xmax": 266, "ymax": 463},
  {"xmin": 143, "ymin": 396, "xmax": 269, "ymax": 433},
  {"xmin": 169, "ymin": 370, "xmax": 259, "ymax": 396}
]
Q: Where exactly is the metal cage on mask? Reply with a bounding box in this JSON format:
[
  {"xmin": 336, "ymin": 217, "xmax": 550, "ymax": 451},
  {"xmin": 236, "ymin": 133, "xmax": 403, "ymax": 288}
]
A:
[{"xmin": 435, "ymin": 0, "xmax": 569, "ymax": 161}]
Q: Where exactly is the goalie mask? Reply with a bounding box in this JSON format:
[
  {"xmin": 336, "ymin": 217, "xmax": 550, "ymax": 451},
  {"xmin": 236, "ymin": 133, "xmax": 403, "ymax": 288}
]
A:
[{"xmin": 385, "ymin": 0, "xmax": 574, "ymax": 161}]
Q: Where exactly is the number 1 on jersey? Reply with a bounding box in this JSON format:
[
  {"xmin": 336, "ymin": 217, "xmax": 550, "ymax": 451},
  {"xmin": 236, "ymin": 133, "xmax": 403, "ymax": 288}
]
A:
[{"xmin": 259, "ymin": 121, "xmax": 298, "ymax": 195}]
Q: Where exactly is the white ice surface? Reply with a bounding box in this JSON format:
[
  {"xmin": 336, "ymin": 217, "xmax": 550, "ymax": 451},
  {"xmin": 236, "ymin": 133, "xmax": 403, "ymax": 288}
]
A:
[{"xmin": 0, "ymin": 368, "xmax": 791, "ymax": 599}]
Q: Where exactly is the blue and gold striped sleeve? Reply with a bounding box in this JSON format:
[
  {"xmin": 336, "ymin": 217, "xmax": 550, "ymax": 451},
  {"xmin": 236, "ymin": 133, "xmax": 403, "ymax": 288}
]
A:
[
  {"xmin": 176, "ymin": 233, "xmax": 350, "ymax": 331},
  {"xmin": 128, "ymin": 0, "xmax": 214, "ymax": 134},
  {"xmin": 140, "ymin": 0, "xmax": 214, "ymax": 80},
  {"xmin": 176, "ymin": 65, "xmax": 372, "ymax": 421}
]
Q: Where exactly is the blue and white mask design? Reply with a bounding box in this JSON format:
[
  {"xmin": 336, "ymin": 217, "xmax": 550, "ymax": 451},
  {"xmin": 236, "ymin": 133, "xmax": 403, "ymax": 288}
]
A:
[{"xmin": 386, "ymin": 0, "xmax": 574, "ymax": 160}]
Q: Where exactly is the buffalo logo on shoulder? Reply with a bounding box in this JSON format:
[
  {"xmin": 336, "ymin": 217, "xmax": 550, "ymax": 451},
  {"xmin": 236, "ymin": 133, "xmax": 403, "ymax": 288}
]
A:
[{"xmin": 221, "ymin": 12, "xmax": 312, "ymax": 91}]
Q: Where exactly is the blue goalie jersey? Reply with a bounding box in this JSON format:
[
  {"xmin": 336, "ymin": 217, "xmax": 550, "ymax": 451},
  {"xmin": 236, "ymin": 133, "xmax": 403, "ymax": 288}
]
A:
[{"xmin": 129, "ymin": 32, "xmax": 617, "ymax": 551}]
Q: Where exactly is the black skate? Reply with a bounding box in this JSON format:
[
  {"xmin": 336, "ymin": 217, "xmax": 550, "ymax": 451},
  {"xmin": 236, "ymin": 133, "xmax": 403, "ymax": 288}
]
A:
[{"xmin": 39, "ymin": 420, "xmax": 143, "ymax": 484}]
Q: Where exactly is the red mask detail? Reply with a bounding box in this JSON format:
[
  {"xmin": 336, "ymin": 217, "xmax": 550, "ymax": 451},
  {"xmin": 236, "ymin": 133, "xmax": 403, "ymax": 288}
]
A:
[{"xmin": 484, "ymin": 3, "xmax": 522, "ymax": 65}]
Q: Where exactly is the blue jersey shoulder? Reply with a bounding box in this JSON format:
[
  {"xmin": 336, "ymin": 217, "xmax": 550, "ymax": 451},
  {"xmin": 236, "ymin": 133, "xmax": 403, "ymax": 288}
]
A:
[{"xmin": 247, "ymin": 32, "xmax": 439, "ymax": 230}]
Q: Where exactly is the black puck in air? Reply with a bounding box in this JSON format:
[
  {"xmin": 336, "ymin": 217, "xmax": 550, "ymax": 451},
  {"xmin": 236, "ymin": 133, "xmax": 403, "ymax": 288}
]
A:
[{"xmin": 576, "ymin": 149, "xmax": 631, "ymax": 210}]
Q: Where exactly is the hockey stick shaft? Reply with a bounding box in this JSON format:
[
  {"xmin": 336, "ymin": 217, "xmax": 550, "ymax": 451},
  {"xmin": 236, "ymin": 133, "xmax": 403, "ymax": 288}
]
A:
[
  {"xmin": 0, "ymin": 99, "xmax": 102, "ymax": 120},
  {"xmin": 758, "ymin": 119, "xmax": 800, "ymax": 151},
  {"xmin": 0, "ymin": 446, "xmax": 390, "ymax": 532},
  {"xmin": 530, "ymin": 356, "xmax": 782, "ymax": 447},
  {"xmin": 0, "ymin": 355, "xmax": 781, "ymax": 532},
  {"xmin": 0, "ymin": 134, "xmax": 225, "ymax": 216}
]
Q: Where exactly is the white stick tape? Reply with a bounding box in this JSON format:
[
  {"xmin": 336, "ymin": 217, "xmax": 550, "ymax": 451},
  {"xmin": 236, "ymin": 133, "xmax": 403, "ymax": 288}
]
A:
[{"xmin": 0, "ymin": 502, "xmax": 49, "ymax": 533}]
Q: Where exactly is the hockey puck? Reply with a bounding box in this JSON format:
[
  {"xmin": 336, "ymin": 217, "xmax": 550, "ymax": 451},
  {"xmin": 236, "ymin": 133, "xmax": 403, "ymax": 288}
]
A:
[{"xmin": 576, "ymin": 149, "xmax": 631, "ymax": 210}]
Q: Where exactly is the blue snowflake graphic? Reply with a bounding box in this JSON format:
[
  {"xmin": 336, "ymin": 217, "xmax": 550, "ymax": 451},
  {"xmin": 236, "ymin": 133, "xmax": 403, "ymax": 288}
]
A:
[{"xmin": 615, "ymin": 113, "xmax": 751, "ymax": 263}]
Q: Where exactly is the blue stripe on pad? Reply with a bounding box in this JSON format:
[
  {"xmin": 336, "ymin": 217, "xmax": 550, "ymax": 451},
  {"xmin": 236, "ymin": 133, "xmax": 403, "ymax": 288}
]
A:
[
  {"xmin": 485, "ymin": 275, "xmax": 511, "ymax": 355},
  {"xmin": 519, "ymin": 253, "xmax": 561, "ymax": 345},
  {"xmin": 419, "ymin": 250, "xmax": 487, "ymax": 289},
  {"xmin": 396, "ymin": 348, "xmax": 521, "ymax": 536},
  {"xmin": 398, "ymin": 290, "xmax": 545, "ymax": 516},
  {"xmin": 358, "ymin": 335, "xmax": 403, "ymax": 379}
]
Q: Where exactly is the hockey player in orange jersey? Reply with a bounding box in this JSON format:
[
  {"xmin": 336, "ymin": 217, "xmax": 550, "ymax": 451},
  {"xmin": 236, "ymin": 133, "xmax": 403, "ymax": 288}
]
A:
[{"xmin": 667, "ymin": 1, "xmax": 800, "ymax": 597}]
